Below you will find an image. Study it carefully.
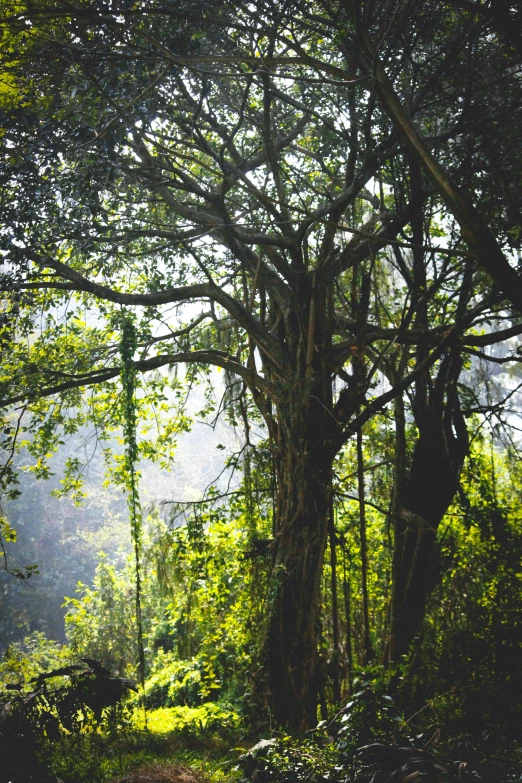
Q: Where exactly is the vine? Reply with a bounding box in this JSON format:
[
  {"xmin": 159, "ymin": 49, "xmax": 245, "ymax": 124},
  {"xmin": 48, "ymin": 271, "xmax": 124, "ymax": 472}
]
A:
[{"xmin": 119, "ymin": 315, "xmax": 146, "ymax": 711}]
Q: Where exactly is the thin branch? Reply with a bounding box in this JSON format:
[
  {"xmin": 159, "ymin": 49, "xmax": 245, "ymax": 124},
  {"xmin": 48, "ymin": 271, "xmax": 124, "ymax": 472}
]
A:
[
  {"xmin": 334, "ymin": 490, "xmax": 388, "ymax": 516},
  {"xmin": 463, "ymin": 348, "xmax": 522, "ymax": 364},
  {"xmin": 161, "ymin": 486, "xmax": 272, "ymax": 507}
]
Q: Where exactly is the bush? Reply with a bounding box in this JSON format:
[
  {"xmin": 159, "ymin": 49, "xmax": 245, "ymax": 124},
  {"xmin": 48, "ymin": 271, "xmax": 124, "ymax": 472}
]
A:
[
  {"xmin": 140, "ymin": 703, "xmax": 242, "ymax": 743},
  {"xmin": 0, "ymin": 657, "xmax": 134, "ymax": 783},
  {"xmin": 237, "ymin": 733, "xmax": 337, "ymax": 783},
  {"xmin": 330, "ymin": 668, "xmax": 409, "ymax": 763},
  {"xmin": 0, "ymin": 631, "xmax": 72, "ymax": 686},
  {"xmin": 144, "ymin": 652, "xmax": 205, "ymax": 708}
]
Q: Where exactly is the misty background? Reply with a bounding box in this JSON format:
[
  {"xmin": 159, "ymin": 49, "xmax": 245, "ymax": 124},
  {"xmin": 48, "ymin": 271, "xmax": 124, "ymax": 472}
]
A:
[{"xmin": 0, "ymin": 381, "xmax": 244, "ymax": 652}]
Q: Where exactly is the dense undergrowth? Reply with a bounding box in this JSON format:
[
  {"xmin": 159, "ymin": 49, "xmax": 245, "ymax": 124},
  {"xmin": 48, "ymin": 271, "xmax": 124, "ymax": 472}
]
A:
[
  {"xmin": 3, "ymin": 444, "xmax": 522, "ymax": 781},
  {"xmin": 2, "ymin": 653, "xmax": 522, "ymax": 783}
]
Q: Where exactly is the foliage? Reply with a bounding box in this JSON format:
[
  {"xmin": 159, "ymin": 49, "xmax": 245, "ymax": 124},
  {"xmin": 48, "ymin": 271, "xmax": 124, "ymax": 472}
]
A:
[
  {"xmin": 61, "ymin": 494, "xmax": 265, "ymax": 704},
  {"xmin": 137, "ymin": 703, "xmax": 242, "ymax": 744},
  {"xmin": 237, "ymin": 734, "xmax": 338, "ymax": 783},
  {"xmin": 37, "ymin": 699, "xmax": 242, "ymax": 783},
  {"xmin": 0, "ymin": 656, "xmax": 134, "ymax": 783},
  {"xmin": 151, "ymin": 502, "xmax": 268, "ymax": 705},
  {"xmin": 331, "ymin": 669, "xmax": 408, "ymax": 763},
  {"xmin": 4, "ymin": 436, "xmax": 522, "ymax": 782},
  {"xmin": 44, "ymin": 722, "xmax": 238, "ymax": 783},
  {"xmin": 349, "ymin": 743, "xmax": 483, "ymax": 783},
  {"xmin": 64, "ymin": 553, "xmax": 144, "ymax": 676},
  {"xmin": 144, "ymin": 654, "xmax": 205, "ymax": 709},
  {"xmin": 1, "ymin": 0, "xmax": 522, "ymax": 729},
  {"xmin": 2, "ymin": 0, "xmax": 522, "ymax": 739},
  {"xmin": 401, "ymin": 444, "xmax": 522, "ymax": 771},
  {"xmin": 0, "ymin": 631, "xmax": 72, "ymax": 687}
]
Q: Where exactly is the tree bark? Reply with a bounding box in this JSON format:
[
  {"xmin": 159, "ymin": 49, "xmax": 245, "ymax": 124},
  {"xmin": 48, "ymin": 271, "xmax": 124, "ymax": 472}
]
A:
[
  {"xmin": 258, "ymin": 273, "xmax": 340, "ymax": 731},
  {"xmin": 262, "ymin": 389, "xmax": 334, "ymax": 731},
  {"xmin": 262, "ymin": 429, "xmax": 333, "ymax": 728},
  {"xmin": 389, "ymin": 357, "xmax": 469, "ymax": 662}
]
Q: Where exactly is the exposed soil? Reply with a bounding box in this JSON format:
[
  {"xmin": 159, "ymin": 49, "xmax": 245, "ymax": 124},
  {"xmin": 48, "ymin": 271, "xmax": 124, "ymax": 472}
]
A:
[{"xmin": 110, "ymin": 763, "xmax": 208, "ymax": 783}]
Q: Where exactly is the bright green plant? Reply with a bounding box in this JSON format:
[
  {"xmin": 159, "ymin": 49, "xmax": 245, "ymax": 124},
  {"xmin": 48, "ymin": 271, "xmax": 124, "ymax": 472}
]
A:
[
  {"xmin": 0, "ymin": 632, "xmax": 71, "ymax": 689},
  {"xmin": 152, "ymin": 502, "xmax": 268, "ymax": 705},
  {"xmin": 64, "ymin": 554, "xmax": 140, "ymax": 676},
  {"xmin": 139, "ymin": 703, "xmax": 242, "ymax": 741},
  {"xmin": 143, "ymin": 653, "xmax": 204, "ymax": 708}
]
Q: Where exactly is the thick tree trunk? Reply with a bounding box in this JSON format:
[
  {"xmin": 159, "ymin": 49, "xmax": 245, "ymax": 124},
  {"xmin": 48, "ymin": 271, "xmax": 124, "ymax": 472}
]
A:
[
  {"xmin": 262, "ymin": 400, "xmax": 334, "ymax": 731},
  {"xmin": 253, "ymin": 268, "xmax": 343, "ymax": 732},
  {"xmin": 389, "ymin": 373, "xmax": 468, "ymax": 662},
  {"xmin": 389, "ymin": 435, "xmax": 457, "ymax": 661}
]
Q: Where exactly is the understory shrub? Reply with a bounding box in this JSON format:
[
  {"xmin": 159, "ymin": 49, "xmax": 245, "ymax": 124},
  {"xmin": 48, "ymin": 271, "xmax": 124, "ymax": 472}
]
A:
[
  {"xmin": 331, "ymin": 668, "xmax": 409, "ymax": 763},
  {"xmin": 144, "ymin": 652, "xmax": 205, "ymax": 708},
  {"xmin": 139, "ymin": 703, "xmax": 242, "ymax": 744},
  {"xmin": 237, "ymin": 733, "xmax": 337, "ymax": 783},
  {"xmin": 0, "ymin": 657, "xmax": 134, "ymax": 783}
]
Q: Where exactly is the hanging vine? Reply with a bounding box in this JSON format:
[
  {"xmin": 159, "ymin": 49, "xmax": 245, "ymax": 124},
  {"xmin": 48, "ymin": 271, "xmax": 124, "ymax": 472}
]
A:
[{"xmin": 119, "ymin": 315, "xmax": 146, "ymax": 705}]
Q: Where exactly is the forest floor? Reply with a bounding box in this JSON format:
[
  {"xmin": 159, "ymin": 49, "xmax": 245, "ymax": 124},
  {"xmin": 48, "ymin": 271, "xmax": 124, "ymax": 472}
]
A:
[
  {"xmin": 45, "ymin": 728, "xmax": 243, "ymax": 783},
  {"xmin": 108, "ymin": 761, "xmax": 214, "ymax": 783}
]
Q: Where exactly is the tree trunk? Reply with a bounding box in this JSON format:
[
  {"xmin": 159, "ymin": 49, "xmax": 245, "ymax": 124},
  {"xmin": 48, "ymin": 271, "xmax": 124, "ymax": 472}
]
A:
[
  {"xmin": 253, "ymin": 268, "xmax": 344, "ymax": 732},
  {"xmin": 342, "ymin": 544, "xmax": 353, "ymax": 695},
  {"xmin": 262, "ymin": 399, "xmax": 334, "ymax": 731},
  {"xmin": 389, "ymin": 435, "xmax": 455, "ymax": 661},
  {"xmin": 389, "ymin": 366, "xmax": 468, "ymax": 662}
]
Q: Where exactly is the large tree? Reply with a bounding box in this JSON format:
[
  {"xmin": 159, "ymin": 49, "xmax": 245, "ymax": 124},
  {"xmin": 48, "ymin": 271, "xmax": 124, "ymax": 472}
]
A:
[{"xmin": 1, "ymin": 0, "xmax": 521, "ymax": 729}]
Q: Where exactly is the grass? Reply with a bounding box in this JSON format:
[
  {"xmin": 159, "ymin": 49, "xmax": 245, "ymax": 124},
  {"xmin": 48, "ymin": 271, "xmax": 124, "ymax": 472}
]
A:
[{"xmin": 44, "ymin": 706, "xmax": 244, "ymax": 783}]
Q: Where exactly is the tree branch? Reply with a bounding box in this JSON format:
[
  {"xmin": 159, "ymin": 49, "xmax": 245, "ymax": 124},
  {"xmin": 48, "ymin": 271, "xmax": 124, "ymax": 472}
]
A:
[
  {"xmin": 20, "ymin": 254, "xmax": 287, "ymax": 372},
  {"xmin": 0, "ymin": 350, "xmax": 269, "ymax": 409},
  {"xmin": 351, "ymin": 7, "xmax": 522, "ymax": 312}
]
